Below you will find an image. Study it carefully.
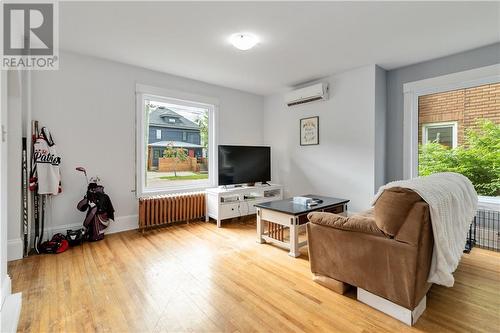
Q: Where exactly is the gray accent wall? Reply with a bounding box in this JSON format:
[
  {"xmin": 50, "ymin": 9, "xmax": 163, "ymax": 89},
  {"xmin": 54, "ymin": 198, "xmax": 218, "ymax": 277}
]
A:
[{"xmin": 386, "ymin": 42, "xmax": 500, "ymax": 182}]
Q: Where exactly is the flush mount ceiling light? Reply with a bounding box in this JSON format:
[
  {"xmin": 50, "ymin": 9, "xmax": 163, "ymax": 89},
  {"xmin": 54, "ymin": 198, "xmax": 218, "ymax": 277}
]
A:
[{"xmin": 229, "ymin": 33, "xmax": 259, "ymax": 51}]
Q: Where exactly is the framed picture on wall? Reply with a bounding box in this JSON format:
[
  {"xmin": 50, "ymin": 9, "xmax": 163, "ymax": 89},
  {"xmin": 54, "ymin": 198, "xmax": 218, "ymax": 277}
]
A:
[{"xmin": 300, "ymin": 116, "xmax": 319, "ymax": 146}]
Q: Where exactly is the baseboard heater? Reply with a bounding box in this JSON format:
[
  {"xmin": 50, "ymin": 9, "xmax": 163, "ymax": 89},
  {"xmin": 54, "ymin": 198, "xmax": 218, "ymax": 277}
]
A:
[{"xmin": 138, "ymin": 192, "xmax": 206, "ymax": 229}]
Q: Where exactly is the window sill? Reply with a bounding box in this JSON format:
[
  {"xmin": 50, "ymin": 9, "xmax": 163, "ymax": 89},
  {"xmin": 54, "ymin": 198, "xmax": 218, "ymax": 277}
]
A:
[
  {"xmin": 138, "ymin": 183, "xmax": 215, "ymax": 198},
  {"xmin": 478, "ymin": 196, "xmax": 500, "ymax": 211}
]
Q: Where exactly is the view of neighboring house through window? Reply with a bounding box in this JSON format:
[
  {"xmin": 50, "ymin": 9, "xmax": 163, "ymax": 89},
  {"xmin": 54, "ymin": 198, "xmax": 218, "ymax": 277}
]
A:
[
  {"xmin": 139, "ymin": 93, "xmax": 213, "ymax": 192},
  {"xmin": 422, "ymin": 122, "xmax": 457, "ymax": 148},
  {"xmin": 418, "ymin": 82, "xmax": 500, "ymax": 197}
]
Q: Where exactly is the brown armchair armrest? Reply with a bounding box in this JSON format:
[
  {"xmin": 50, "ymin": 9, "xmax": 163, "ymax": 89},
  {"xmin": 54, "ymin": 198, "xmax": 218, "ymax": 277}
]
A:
[
  {"xmin": 395, "ymin": 201, "xmax": 432, "ymax": 246},
  {"xmin": 307, "ymin": 212, "xmax": 385, "ymax": 236}
]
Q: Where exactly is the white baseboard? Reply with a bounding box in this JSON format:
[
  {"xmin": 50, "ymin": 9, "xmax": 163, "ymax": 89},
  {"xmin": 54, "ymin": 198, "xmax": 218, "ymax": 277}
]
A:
[
  {"xmin": 357, "ymin": 288, "xmax": 426, "ymax": 326},
  {"xmin": 1, "ymin": 292, "xmax": 22, "ymax": 333},
  {"xmin": 7, "ymin": 215, "xmax": 139, "ymax": 262},
  {"xmin": 7, "ymin": 239, "xmax": 22, "ymax": 262},
  {"xmin": 106, "ymin": 214, "xmax": 139, "ymax": 234},
  {"xmin": 1, "ymin": 274, "xmax": 11, "ymax": 306},
  {"xmin": 44, "ymin": 214, "xmax": 138, "ymax": 237},
  {"xmin": 1, "ymin": 274, "xmax": 21, "ymax": 333}
]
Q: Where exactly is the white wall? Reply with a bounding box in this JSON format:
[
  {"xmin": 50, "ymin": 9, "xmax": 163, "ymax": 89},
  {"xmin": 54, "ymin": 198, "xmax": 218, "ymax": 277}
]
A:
[
  {"xmin": 263, "ymin": 65, "xmax": 385, "ymax": 213},
  {"xmin": 7, "ymin": 51, "xmax": 264, "ymax": 259}
]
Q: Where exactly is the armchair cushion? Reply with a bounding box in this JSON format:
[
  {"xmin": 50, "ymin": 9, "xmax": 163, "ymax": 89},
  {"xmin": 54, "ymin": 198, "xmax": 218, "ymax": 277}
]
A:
[
  {"xmin": 374, "ymin": 187, "xmax": 422, "ymax": 236},
  {"xmin": 308, "ymin": 211, "xmax": 384, "ymax": 236}
]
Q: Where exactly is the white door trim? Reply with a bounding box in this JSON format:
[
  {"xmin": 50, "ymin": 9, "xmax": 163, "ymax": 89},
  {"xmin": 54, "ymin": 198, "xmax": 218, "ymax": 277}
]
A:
[
  {"xmin": 1, "ymin": 63, "xmax": 23, "ymax": 333},
  {"xmin": 0, "ymin": 60, "xmax": 8, "ymax": 310},
  {"xmin": 402, "ymin": 64, "xmax": 500, "ymax": 179}
]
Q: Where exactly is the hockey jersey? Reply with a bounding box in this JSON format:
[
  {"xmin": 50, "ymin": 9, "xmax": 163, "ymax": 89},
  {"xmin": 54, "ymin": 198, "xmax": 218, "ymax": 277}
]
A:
[{"xmin": 33, "ymin": 127, "xmax": 62, "ymax": 195}]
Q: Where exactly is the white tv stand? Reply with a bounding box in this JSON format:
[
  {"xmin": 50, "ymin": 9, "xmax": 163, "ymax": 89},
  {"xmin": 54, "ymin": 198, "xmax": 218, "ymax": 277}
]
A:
[{"xmin": 205, "ymin": 184, "xmax": 284, "ymax": 227}]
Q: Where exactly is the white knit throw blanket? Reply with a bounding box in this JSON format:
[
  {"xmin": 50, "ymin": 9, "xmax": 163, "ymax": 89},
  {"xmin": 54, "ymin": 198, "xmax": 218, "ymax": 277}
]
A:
[{"xmin": 372, "ymin": 172, "xmax": 478, "ymax": 287}]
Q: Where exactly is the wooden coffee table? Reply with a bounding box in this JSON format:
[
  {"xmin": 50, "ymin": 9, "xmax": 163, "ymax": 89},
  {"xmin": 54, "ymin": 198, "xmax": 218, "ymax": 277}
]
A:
[{"xmin": 255, "ymin": 195, "xmax": 349, "ymax": 257}]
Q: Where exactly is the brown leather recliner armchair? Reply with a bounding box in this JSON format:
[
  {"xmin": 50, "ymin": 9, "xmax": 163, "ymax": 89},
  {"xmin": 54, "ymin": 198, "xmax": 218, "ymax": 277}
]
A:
[{"xmin": 306, "ymin": 187, "xmax": 434, "ymax": 311}]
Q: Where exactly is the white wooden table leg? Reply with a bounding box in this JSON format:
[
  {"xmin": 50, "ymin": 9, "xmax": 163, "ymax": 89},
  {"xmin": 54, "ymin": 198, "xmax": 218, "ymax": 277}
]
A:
[
  {"xmin": 289, "ymin": 217, "xmax": 299, "ymax": 257},
  {"xmin": 217, "ymin": 218, "xmax": 221, "ymax": 228},
  {"xmin": 256, "ymin": 208, "xmax": 265, "ymax": 243}
]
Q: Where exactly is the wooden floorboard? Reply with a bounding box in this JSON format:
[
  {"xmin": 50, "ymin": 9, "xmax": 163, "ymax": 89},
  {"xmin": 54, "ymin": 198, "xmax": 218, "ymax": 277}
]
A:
[{"xmin": 8, "ymin": 219, "xmax": 500, "ymax": 333}]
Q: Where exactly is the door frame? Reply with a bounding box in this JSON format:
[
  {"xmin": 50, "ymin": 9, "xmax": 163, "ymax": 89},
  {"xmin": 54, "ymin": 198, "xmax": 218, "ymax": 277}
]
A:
[{"xmin": 0, "ymin": 62, "xmax": 8, "ymax": 313}]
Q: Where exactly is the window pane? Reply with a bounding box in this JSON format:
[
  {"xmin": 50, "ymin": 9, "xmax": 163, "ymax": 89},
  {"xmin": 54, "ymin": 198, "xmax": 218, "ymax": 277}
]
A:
[
  {"xmin": 426, "ymin": 126, "xmax": 453, "ymax": 148},
  {"xmin": 144, "ymin": 98, "xmax": 209, "ymax": 190},
  {"xmin": 417, "ymin": 82, "xmax": 500, "ymax": 197}
]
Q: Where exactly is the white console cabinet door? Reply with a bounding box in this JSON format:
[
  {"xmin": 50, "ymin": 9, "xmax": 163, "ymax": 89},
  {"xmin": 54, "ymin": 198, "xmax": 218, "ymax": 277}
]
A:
[{"xmin": 219, "ymin": 204, "xmax": 241, "ymax": 220}]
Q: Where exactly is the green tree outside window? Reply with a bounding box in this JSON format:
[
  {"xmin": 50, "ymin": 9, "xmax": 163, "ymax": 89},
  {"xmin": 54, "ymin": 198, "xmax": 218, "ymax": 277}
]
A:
[
  {"xmin": 163, "ymin": 143, "xmax": 188, "ymax": 177},
  {"xmin": 419, "ymin": 120, "xmax": 500, "ymax": 196}
]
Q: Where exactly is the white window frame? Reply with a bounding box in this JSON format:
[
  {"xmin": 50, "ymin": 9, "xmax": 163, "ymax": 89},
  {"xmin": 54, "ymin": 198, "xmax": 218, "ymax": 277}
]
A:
[
  {"xmin": 422, "ymin": 121, "xmax": 458, "ymax": 148},
  {"xmin": 136, "ymin": 84, "xmax": 218, "ymax": 197},
  {"xmin": 403, "ymin": 64, "xmax": 500, "ymax": 180},
  {"xmin": 155, "ymin": 129, "xmax": 161, "ymax": 140}
]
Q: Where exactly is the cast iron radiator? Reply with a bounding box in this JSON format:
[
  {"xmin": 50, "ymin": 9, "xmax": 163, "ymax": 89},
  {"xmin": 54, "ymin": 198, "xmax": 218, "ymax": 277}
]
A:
[
  {"xmin": 465, "ymin": 209, "xmax": 500, "ymax": 252},
  {"xmin": 138, "ymin": 192, "xmax": 206, "ymax": 229}
]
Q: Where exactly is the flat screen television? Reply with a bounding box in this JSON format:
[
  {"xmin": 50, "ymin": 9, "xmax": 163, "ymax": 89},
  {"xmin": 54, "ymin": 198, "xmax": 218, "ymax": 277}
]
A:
[{"xmin": 218, "ymin": 145, "xmax": 271, "ymax": 186}]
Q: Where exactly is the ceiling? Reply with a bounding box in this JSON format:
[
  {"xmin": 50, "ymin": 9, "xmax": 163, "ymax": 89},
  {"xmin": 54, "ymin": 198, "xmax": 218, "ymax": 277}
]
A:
[{"xmin": 59, "ymin": 2, "xmax": 500, "ymax": 95}]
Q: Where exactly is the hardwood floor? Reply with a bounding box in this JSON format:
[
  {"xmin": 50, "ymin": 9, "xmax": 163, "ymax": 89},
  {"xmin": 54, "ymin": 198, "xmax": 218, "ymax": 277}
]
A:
[{"xmin": 8, "ymin": 219, "xmax": 500, "ymax": 333}]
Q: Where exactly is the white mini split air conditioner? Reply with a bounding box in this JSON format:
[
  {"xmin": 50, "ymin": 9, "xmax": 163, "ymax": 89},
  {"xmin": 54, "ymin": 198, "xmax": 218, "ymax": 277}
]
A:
[{"xmin": 284, "ymin": 82, "xmax": 329, "ymax": 107}]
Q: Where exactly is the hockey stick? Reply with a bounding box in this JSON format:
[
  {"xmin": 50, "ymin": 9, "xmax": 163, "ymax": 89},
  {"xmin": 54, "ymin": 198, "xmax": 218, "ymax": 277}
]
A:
[
  {"xmin": 22, "ymin": 138, "xmax": 29, "ymax": 257},
  {"xmin": 39, "ymin": 195, "xmax": 45, "ymax": 248},
  {"xmin": 31, "ymin": 120, "xmax": 40, "ymax": 254}
]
